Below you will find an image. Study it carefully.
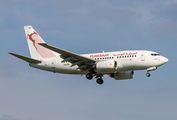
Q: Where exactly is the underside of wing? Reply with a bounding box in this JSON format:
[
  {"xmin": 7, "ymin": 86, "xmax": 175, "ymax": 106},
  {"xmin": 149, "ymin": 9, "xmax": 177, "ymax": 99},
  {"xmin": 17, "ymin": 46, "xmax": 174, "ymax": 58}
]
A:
[{"xmin": 9, "ymin": 53, "xmax": 41, "ymax": 63}]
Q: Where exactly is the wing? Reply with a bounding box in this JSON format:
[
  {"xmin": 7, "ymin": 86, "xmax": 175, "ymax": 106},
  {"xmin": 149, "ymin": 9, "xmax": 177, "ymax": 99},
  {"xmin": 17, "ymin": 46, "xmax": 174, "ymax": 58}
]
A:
[
  {"xmin": 38, "ymin": 43, "xmax": 96, "ymax": 70},
  {"xmin": 9, "ymin": 53, "xmax": 41, "ymax": 63}
]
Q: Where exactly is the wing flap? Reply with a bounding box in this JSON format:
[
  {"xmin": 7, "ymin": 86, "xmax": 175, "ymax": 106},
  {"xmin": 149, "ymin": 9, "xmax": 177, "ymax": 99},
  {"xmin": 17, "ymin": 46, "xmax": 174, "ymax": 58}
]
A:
[{"xmin": 9, "ymin": 53, "xmax": 41, "ymax": 63}]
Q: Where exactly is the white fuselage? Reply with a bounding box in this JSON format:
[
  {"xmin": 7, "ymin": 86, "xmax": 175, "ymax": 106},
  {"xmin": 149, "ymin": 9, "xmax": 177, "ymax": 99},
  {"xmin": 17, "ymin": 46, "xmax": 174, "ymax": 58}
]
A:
[
  {"xmin": 30, "ymin": 50, "xmax": 168, "ymax": 74},
  {"xmin": 9, "ymin": 26, "xmax": 169, "ymax": 85}
]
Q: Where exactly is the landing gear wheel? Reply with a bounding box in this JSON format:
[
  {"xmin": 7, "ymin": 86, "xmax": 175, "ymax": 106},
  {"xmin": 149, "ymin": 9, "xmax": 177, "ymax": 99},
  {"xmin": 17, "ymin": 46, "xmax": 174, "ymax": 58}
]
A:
[
  {"xmin": 86, "ymin": 73, "xmax": 93, "ymax": 80},
  {"xmin": 96, "ymin": 78, "xmax": 103, "ymax": 85},
  {"xmin": 146, "ymin": 73, "xmax": 151, "ymax": 77}
]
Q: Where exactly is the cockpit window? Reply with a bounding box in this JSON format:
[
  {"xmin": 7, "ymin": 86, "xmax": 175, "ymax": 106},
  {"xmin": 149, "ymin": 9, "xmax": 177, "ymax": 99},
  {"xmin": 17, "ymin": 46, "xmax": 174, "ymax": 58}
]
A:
[{"xmin": 151, "ymin": 53, "xmax": 160, "ymax": 56}]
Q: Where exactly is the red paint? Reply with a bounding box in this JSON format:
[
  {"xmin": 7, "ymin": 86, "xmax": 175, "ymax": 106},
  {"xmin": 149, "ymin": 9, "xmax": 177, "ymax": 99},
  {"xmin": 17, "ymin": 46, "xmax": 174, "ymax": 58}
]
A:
[
  {"xmin": 27, "ymin": 31, "xmax": 38, "ymax": 50},
  {"xmin": 90, "ymin": 54, "xmax": 109, "ymax": 58},
  {"xmin": 153, "ymin": 58, "xmax": 158, "ymax": 60},
  {"xmin": 27, "ymin": 31, "xmax": 56, "ymax": 58},
  {"xmin": 113, "ymin": 52, "xmax": 138, "ymax": 56}
]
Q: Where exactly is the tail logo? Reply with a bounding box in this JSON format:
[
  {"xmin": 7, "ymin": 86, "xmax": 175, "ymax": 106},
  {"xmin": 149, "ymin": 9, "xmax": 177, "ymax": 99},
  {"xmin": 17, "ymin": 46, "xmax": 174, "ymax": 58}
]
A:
[
  {"xmin": 27, "ymin": 31, "xmax": 56, "ymax": 59},
  {"xmin": 27, "ymin": 31, "xmax": 38, "ymax": 50}
]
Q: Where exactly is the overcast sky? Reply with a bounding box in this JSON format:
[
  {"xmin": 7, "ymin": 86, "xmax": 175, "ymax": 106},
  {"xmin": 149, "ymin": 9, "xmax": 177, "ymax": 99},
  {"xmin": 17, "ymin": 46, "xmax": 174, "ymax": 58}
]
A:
[{"xmin": 0, "ymin": 0, "xmax": 176, "ymax": 120}]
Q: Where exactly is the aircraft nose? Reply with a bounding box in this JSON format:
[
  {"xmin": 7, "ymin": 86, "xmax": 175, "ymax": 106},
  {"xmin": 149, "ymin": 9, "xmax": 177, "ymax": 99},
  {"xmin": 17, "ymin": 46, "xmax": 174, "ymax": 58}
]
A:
[{"xmin": 163, "ymin": 57, "xmax": 168, "ymax": 64}]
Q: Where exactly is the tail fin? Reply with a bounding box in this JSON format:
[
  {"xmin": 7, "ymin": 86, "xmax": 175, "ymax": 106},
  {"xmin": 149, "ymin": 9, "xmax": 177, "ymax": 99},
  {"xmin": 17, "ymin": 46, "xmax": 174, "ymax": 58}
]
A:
[{"xmin": 24, "ymin": 26, "xmax": 56, "ymax": 59}]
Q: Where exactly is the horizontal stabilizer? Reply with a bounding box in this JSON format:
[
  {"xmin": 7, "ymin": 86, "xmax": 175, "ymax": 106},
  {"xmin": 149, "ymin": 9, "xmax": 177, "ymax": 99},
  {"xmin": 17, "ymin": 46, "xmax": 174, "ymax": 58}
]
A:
[{"xmin": 9, "ymin": 53, "xmax": 41, "ymax": 63}]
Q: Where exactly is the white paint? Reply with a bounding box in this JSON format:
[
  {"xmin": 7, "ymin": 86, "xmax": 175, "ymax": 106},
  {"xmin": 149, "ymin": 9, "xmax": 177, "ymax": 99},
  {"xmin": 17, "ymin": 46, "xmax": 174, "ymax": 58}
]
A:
[{"xmin": 10, "ymin": 26, "xmax": 168, "ymax": 84}]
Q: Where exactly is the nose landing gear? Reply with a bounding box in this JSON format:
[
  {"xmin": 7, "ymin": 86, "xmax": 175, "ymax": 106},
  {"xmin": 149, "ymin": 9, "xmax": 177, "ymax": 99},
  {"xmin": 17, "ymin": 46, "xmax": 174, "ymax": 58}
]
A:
[
  {"xmin": 146, "ymin": 67, "xmax": 157, "ymax": 77},
  {"xmin": 146, "ymin": 72, "xmax": 151, "ymax": 77}
]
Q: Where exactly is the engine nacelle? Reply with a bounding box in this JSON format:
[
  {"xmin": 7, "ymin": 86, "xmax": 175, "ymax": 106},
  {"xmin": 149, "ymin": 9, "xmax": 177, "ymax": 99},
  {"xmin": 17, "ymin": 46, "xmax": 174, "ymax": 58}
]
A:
[
  {"xmin": 111, "ymin": 71, "xmax": 134, "ymax": 80},
  {"xmin": 95, "ymin": 61, "xmax": 117, "ymax": 73}
]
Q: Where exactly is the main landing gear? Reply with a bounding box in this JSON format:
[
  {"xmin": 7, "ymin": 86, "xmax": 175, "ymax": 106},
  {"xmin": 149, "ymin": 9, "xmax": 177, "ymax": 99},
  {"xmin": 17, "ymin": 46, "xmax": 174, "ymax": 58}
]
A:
[
  {"xmin": 86, "ymin": 73, "xmax": 93, "ymax": 80},
  {"xmin": 86, "ymin": 73, "xmax": 104, "ymax": 85},
  {"xmin": 96, "ymin": 78, "xmax": 103, "ymax": 85}
]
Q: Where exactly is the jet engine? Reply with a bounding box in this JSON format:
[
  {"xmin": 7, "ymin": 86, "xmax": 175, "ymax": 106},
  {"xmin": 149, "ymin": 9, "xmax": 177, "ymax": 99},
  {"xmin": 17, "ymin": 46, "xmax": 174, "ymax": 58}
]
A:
[
  {"xmin": 110, "ymin": 71, "xmax": 134, "ymax": 80},
  {"xmin": 95, "ymin": 61, "xmax": 117, "ymax": 73}
]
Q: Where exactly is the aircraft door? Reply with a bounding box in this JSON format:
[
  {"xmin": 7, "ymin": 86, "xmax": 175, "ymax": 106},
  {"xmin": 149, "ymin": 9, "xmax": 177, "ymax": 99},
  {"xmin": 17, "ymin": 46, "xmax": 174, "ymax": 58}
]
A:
[{"xmin": 140, "ymin": 52, "xmax": 145, "ymax": 61}]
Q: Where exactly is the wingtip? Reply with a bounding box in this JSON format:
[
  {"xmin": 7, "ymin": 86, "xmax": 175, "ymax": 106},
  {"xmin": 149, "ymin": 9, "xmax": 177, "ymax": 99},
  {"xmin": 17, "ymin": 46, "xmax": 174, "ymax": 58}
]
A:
[
  {"xmin": 9, "ymin": 53, "xmax": 19, "ymax": 57},
  {"xmin": 9, "ymin": 52, "xmax": 13, "ymax": 55}
]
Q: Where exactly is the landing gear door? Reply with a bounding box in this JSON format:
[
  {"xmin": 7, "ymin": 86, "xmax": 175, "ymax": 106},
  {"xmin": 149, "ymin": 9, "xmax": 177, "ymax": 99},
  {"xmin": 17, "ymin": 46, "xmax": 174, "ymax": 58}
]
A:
[{"xmin": 140, "ymin": 52, "xmax": 145, "ymax": 61}]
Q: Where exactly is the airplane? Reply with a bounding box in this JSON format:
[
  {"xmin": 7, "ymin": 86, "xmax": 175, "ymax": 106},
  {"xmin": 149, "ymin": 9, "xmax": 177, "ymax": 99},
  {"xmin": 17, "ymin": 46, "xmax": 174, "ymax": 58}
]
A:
[{"xmin": 9, "ymin": 26, "xmax": 168, "ymax": 85}]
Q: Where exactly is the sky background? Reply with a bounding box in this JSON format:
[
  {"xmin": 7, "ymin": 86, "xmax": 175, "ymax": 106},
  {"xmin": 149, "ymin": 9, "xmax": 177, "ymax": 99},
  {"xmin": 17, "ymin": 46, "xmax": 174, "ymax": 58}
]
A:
[{"xmin": 0, "ymin": 0, "xmax": 176, "ymax": 120}]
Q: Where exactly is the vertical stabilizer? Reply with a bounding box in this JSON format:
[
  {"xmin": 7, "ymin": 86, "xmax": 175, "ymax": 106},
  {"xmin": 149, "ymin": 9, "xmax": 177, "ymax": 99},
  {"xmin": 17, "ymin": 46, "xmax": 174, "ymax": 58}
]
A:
[{"xmin": 24, "ymin": 26, "xmax": 56, "ymax": 59}]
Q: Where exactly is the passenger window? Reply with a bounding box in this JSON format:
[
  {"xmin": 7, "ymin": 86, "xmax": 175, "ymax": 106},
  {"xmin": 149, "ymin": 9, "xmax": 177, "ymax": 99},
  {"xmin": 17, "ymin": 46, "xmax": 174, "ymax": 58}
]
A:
[
  {"xmin": 132, "ymin": 55, "xmax": 134, "ymax": 57},
  {"xmin": 127, "ymin": 56, "xmax": 129, "ymax": 58},
  {"xmin": 122, "ymin": 56, "xmax": 124, "ymax": 58}
]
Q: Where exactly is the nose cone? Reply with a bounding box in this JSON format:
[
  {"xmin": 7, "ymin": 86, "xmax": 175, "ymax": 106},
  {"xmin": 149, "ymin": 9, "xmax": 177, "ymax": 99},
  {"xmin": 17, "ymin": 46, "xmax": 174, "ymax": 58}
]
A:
[
  {"xmin": 164, "ymin": 57, "xmax": 168, "ymax": 63},
  {"xmin": 162, "ymin": 57, "xmax": 168, "ymax": 64}
]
